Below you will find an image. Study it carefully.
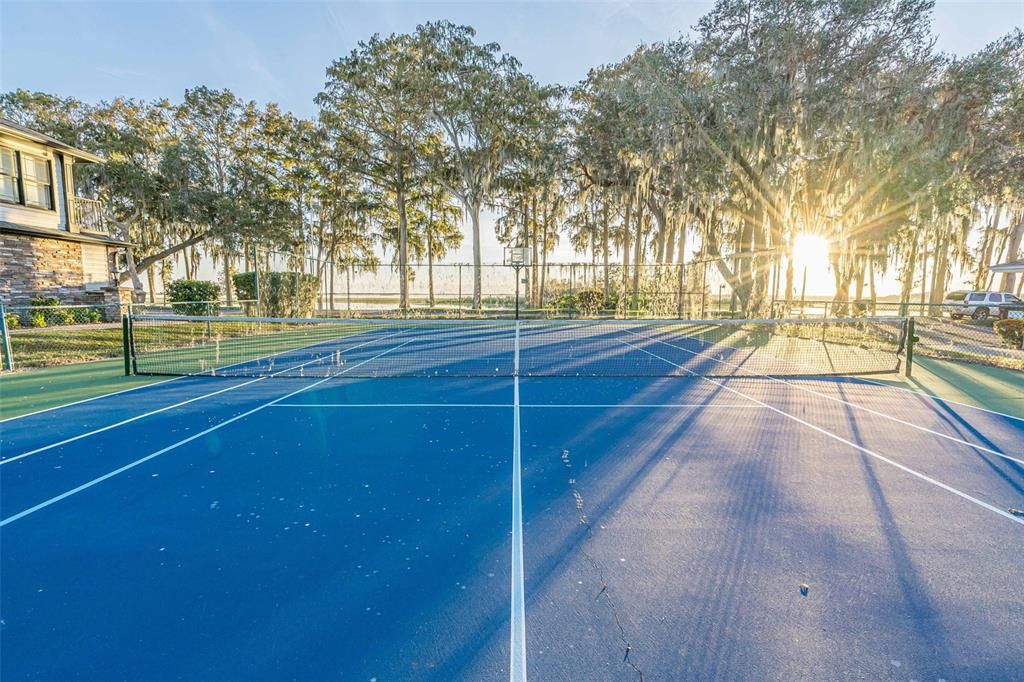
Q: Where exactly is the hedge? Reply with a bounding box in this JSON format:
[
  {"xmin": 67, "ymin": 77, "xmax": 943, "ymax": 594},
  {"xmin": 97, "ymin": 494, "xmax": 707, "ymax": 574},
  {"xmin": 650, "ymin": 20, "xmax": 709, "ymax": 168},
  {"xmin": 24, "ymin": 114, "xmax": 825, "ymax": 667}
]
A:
[
  {"xmin": 993, "ymin": 318, "xmax": 1024, "ymax": 349},
  {"xmin": 166, "ymin": 279, "xmax": 221, "ymax": 316}
]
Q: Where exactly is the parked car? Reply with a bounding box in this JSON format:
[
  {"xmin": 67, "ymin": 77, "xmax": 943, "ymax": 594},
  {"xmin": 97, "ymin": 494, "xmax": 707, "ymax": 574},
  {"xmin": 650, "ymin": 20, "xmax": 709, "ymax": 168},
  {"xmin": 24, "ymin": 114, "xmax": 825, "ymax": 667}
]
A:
[
  {"xmin": 948, "ymin": 291, "xmax": 1024, "ymax": 321},
  {"xmin": 941, "ymin": 290, "xmax": 970, "ymax": 316}
]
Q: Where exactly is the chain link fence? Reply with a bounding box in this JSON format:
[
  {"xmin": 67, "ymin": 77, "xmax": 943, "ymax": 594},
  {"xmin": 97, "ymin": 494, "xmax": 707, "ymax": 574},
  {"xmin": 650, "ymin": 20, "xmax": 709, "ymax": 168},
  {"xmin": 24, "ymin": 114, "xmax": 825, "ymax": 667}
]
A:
[
  {"xmin": 3, "ymin": 257, "xmax": 1022, "ymax": 372},
  {"xmin": 0, "ymin": 299, "xmax": 255, "ymax": 371}
]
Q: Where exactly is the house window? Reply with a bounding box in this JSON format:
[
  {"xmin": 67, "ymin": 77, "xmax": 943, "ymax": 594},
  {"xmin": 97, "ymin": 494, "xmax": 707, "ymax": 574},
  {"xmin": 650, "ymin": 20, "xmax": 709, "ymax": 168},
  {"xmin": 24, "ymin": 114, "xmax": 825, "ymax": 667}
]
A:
[
  {"xmin": 20, "ymin": 153, "xmax": 53, "ymax": 210},
  {"xmin": 0, "ymin": 147, "xmax": 18, "ymax": 203}
]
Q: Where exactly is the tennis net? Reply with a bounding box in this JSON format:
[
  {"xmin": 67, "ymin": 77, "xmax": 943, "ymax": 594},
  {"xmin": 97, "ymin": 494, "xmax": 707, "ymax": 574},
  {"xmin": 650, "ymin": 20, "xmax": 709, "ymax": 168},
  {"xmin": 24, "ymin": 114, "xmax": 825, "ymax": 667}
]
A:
[{"xmin": 125, "ymin": 314, "xmax": 908, "ymax": 378}]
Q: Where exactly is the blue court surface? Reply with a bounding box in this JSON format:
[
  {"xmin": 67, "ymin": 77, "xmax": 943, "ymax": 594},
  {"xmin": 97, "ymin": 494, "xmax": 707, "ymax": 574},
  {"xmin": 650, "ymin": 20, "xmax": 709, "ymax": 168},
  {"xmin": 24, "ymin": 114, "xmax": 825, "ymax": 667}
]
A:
[{"xmin": 2, "ymin": 324, "xmax": 1023, "ymax": 680}]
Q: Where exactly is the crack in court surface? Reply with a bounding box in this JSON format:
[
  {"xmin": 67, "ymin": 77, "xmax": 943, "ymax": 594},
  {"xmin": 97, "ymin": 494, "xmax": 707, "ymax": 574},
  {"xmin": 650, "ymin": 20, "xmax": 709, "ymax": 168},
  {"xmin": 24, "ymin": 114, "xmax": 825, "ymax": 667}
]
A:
[{"xmin": 561, "ymin": 447, "xmax": 645, "ymax": 681}]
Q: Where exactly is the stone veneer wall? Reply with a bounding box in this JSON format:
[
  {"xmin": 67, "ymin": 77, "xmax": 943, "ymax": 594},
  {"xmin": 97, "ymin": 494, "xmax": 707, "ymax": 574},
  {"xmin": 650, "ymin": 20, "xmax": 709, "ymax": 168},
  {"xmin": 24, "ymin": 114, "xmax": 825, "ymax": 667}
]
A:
[{"xmin": 1, "ymin": 232, "xmax": 127, "ymax": 311}]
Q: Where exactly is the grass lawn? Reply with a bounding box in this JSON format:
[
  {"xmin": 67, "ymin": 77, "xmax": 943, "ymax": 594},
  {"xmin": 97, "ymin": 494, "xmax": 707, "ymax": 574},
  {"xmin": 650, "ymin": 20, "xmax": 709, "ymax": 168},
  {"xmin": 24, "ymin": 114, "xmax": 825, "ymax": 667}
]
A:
[{"xmin": 8, "ymin": 324, "xmax": 126, "ymax": 368}]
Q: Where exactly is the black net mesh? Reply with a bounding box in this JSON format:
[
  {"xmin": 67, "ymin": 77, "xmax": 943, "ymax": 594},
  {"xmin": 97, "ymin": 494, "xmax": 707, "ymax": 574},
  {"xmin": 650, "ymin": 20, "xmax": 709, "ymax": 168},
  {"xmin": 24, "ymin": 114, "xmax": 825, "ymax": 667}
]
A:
[{"xmin": 127, "ymin": 314, "xmax": 908, "ymax": 378}]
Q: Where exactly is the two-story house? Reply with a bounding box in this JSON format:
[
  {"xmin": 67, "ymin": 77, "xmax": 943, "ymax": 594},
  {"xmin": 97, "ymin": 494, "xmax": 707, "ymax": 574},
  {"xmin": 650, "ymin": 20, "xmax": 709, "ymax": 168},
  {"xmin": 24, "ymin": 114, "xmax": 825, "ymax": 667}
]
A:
[{"xmin": 0, "ymin": 117, "xmax": 133, "ymax": 309}]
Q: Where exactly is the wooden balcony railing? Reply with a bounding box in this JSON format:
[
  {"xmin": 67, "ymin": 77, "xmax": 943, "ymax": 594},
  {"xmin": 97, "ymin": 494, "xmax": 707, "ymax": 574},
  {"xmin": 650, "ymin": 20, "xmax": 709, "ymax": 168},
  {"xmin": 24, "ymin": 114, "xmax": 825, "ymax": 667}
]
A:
[{"xmin": 70, "ymin": 197, "xmax": 110, "ymax": 235}]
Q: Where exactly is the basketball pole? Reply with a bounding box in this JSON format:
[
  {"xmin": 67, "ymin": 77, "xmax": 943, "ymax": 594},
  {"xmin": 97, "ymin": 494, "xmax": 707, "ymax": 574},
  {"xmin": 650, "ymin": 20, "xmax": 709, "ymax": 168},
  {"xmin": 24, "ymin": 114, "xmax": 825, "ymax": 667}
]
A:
[{"xmin": 514, "ymin": 263, "xmax": 522, "ymax": 320}]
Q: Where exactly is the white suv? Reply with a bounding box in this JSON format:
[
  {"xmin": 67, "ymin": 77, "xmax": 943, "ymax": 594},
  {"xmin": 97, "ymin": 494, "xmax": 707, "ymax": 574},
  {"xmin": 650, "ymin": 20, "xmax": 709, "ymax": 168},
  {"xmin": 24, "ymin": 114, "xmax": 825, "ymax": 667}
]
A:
[{"xmin": 949, "ymin": 291, "xmax": 1023, "ymax": 321}]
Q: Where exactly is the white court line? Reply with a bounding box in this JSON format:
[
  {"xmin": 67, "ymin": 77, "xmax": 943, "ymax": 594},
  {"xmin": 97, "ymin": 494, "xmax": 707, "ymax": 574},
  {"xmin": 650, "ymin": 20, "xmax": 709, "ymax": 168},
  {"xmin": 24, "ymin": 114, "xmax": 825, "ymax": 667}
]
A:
[
  {"xmin": 510, "ymin": 321, "xmax": 528, "ymax": 682},
  {"xmin": 270, "ymin": 403, "xmax": 512, "ymax": 408},
  {"xmin": 627, "ymin": 329, "xmax": 1024, "ymax": 466},
  {"xmin": 268, "ymin": 403, "xmax": 761, "ymax": 409},
  {"xmin": 522, "ymin": 403, "xmax": 760, "ymax": 409},
  {"xmin": 1, "ymin": 330, "xmax": 406, "ymax": 465},
  {"xmin": 0, "ymin": 336, "xmax": 415, "ymax": 528},
  {"xmin": 619, "ymin": 338, "xmax": 1024, "ymax": 527}
]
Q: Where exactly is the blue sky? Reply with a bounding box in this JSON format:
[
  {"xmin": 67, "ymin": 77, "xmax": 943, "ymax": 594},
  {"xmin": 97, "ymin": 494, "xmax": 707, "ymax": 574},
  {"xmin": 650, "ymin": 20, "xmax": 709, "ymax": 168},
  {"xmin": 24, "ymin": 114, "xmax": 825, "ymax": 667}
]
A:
[
  {"xmin": 1, "ymin": 1, "xmax": 1021, "ymax": 289},
  {"xmin": 3, "ymin": 1, "xmax": 1020, "ymax": 119}
]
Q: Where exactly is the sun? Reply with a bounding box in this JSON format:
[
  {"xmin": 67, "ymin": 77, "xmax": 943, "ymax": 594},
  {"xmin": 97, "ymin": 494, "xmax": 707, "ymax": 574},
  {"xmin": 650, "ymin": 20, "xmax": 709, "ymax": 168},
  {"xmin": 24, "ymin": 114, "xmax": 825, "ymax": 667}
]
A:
[{"xmin": 790, "ymin": 233, "xmax": 832, "ymax": 297}]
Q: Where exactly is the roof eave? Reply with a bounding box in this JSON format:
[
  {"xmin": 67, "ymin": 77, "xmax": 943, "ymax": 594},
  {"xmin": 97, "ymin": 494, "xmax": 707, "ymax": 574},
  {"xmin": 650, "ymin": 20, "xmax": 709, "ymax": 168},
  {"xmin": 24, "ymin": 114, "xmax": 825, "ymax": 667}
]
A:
[
  {"xmin": 0, "ymin": 119, "xmax": 105, "ymax": 164},
  {"xmin": 989, "ymin": 261, "xmax": 1024, "ymax": 273}
]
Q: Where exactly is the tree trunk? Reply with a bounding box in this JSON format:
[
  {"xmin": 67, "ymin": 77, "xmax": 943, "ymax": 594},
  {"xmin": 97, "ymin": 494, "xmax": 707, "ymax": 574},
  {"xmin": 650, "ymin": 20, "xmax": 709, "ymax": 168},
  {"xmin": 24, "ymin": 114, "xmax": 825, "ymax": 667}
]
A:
[
  {"xmin": 831, "ymin": 253, "xmax": 850, "ymax": 315},
  {"xmin": 122, "ymin": 247, "xmax": 145, "ymax": 293},
  {"xmin": 118, "ymin": 232, "xmax": 209, "ymax": 286},
  {"xmin": 521, "ymin": 198, "xmax": 530, "ymax": 305},
  {"xmin": 621, "ymin": 193, "xmax": 632, "ymax": 303},
  {"xmin": 427, "ymin": 229, "xmax": 435, "ymax": 308},
  {"xmin": 531, "ymin": 195, "xmax": 539, "ymax": 307},
  {"xmin": 471, "ymin": 203, "xmax": 483, "ymax": 310},
  {"xmin": 975, "ymin": 204, "xmax": 1001, "ymax": 288},
  {"xmin": 919, "ymin": 233, "xmax": 929, "ymax": 309},
  {"xmin": 868, "ymin": 261, "xmax": 877, "ymax": 315},
  {"xmin": 223, "ymin": 252, "xmax": 233, "ymax": 305},
  {"xmin": 329, "ymin": 262, "xmax": 335, "ymax": 312},
  {"xmin": 539, "ymin": 200, "xmax": 550, "ymax": 307},
  {"xmin": 1000, "ymin": 210, "xmax": 1024, "ymax": 292},
  {"xmin": 664, "ymin": 225, "xmax": 676, "ymax": 266},
  {"xmin": 854, "ymin": 260, "xmax": 865, "ymax": 314},
  {"xmin": 784, "ymin": 242, "xmax": 795, "ymax": 311},
  {"xmin": 602, "ymin": 196, "xmax": 610, "ymax": 298},
  {"xmin": 631, "ymin": 198, "xmax": 643, "ymax": 309},
  {"xmin": 649, "ymin": 196, "xmax": 666, "ymax": 263},
  {"xmin": 397, "ymin": 184, "xmax": 410, "ymax": 311},
  {"xmin": 929, "ymin": 230, "xmax": 949, "ymax": 306},
  {"xmin": 899, "ymin": 233, "xmax": 918, "ymax": 307},
  {"xmin": 676, "ymin": 220, "xmax": 687, "ymax": 317}
]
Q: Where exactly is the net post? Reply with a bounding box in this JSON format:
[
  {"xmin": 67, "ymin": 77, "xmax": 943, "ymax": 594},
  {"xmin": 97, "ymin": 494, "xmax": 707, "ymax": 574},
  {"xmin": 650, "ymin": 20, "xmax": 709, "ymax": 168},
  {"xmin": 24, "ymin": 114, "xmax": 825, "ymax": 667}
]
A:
[
  {"xmin": 122, "ymin": 314, "xmax": 133, "ymax": 376},
  {"xmin": 904, "ymin": 316, "xmax": 916, "ymax": 378},
  {"xmin": 0, "ymin": 299, "xmax": 14, "ymax": 371}
]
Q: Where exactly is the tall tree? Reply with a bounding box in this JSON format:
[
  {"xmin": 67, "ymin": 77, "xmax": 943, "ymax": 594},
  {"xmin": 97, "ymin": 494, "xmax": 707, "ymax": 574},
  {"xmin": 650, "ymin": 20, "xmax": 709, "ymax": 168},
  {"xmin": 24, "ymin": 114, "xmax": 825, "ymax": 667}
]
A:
[
  {"xmin": 317, "ymin": 32, "xmax": 435, "ymax": 310},
  {"xmin": 417, "ymin": 21, "xmax": 527, "ymax": 309}
]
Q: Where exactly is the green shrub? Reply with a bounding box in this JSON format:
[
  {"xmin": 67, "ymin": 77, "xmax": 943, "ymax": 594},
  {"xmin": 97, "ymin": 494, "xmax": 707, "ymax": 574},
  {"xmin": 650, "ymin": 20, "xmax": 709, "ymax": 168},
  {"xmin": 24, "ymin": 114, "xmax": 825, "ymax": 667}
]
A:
[
  {"xmin": 4, "ymin": 312, "xmax": 19, "ymax": 329},
  {"xmin": 234, "ymin": 271, "xmax": 320, "ymax": 318},
  {"xmin": 167, "ymin": 279, "xmax": 220, "ymax": 316},
  {"xmin": 575, "ymin": 289, "xmax": 606, "ymax": 316},
  {"xmin": 552, "ymin": 292, "xmax": 578, "ymax": 314},
  {"xmin": 29, "ymin": 296, "xmax": 77, "ymax": 325},
  {"xmin": 994, "ymin": 318, "xmax": 1024, "ymax": 348},
  {"xmin": 86, "ymin": 307, "xmax": 102, "ymax": 323},
  {"xmin": 28, "ymin": 311, "xmax": 47, "ymax": 327}
]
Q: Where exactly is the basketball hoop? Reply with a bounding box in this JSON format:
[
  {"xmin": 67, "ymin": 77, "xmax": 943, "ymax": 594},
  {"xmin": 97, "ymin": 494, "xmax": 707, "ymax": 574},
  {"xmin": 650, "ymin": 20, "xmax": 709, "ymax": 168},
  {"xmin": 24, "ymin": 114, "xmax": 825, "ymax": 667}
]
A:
[
  {"xmin": 503, "ymin": 246, "xmax": 532, "ymax": 267},
  {"xmin": 503, "ymin": 246, "xmax": 531, "ymax": 319}
]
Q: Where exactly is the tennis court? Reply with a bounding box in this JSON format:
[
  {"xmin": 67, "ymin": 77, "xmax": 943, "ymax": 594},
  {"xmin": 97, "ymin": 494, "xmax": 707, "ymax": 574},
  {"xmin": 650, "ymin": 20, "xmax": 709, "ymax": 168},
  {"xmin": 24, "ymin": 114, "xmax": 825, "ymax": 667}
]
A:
[{"xmin": 1, "ymin": 315, "xmax": 1022, "ymax": 680}]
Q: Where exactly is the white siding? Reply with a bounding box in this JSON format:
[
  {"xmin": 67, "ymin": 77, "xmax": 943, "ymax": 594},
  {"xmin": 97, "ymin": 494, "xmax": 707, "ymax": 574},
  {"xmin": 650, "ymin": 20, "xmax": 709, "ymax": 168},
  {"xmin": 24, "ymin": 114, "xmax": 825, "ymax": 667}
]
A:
[
  {"xmin": 0, "ymin": 135, "xmax": 61, "ymax": 230},
  {"xmin": 81, "ymin": 243, "xmax": 110, "ymax": 286}
]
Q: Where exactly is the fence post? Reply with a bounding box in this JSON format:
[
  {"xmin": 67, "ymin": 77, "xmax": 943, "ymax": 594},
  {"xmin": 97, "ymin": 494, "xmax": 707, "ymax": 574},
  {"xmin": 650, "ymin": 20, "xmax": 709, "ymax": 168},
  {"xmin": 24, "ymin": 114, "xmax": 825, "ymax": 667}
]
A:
[
  {"xmin": 700, "ymin": 262, "xmax": 707, "ymax": 319},
  {"xmin": 569, "ymin": 264, "xmax": 575, "ymax": 319},
  {"xmin": 0, "ymin": 299, "xmax": 13, "ymax": 371},
  {"xmin": 346, "ymin": 265, "xmax": 352, "ymax": 315},
  {"xmin": 904, "ymin": 316, "xmax": 916, "ymax": 378},
  {"xmin": 458, "ymin": 265, "xmax": 463, "ymax": 318},
  {"xmin": 252, "ymin": 245, "xmax": 261, "ymax": 317}
]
